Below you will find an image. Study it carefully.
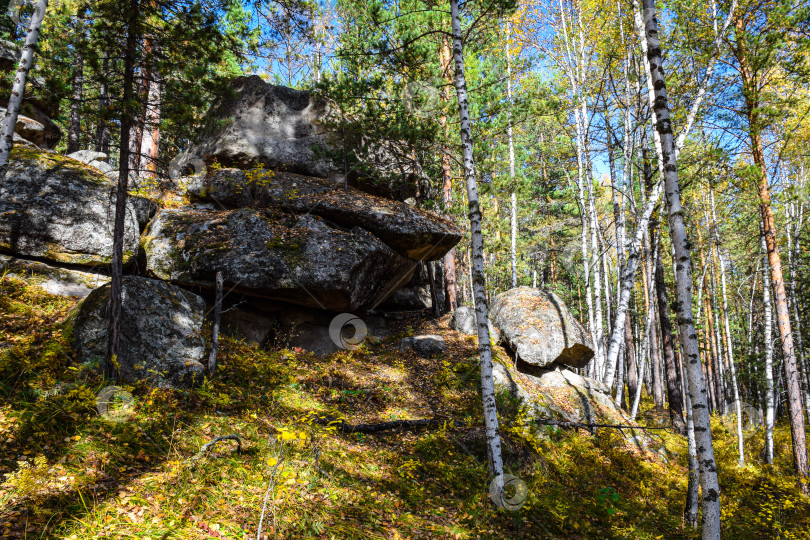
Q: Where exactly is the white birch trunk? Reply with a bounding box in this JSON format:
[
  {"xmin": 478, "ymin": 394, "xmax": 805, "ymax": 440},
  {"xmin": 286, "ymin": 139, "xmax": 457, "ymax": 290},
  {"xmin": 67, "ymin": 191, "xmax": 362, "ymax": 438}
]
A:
[
  {"xmin": 558, "ymin": 0, "xmax": 597, "ymax": 374},
  {"xmin": 638, "ymin": 0, "xmax": 722, "ymax": 535},
  {"xmin": 631, "ymin": 247, "xmax": 658, "ymax": 420},
  {"xmin": 506, "ymin": 22, "xmax": 517, "ymax": 289},
  {"xmin": 683, "ymin": 358, "xmax": 700, "ymax": 528},
  {"xmin": 602, "ymin": 180, "xmax": 663, "ymax": 388},
  {"xmin": 762, "ymin": 229, "xmax": 775, "ymax": 464},
  {"xmin": 710, "ymin": 190, "xmax": 744, "ymax": 464},
  {"xmin": 600, "ymin": 0, "xmax": 732, "ymax": 387},
  {"xmin": 450, "ymin": 0, "xmax": 503, "ymax": 482},
  {"xmin": 0, "ymin": 0, "xmax": 49, "ymax": 181},
  {"xmin": 586, "ymin": 137, "xmax": 606, "ymax": 377}
]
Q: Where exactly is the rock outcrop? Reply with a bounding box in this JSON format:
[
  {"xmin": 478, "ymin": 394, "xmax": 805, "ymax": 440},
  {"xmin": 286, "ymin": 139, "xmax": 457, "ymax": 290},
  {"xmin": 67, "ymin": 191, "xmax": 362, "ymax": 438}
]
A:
[
  {"xmin": 72, "ymin": 276, "xmax": 206, "ymax": 388},
  {"xmin": 143, "ymin": 206, "xmax": 415, "ymax": 312},
  {"xmin": 188, "ymin": 168, "xmax": 461, "ymax": 260},
  {"xmin": 67, "ymin": 150, "xmax": 114, "ymax": 175},
  {"xmin": 490, "ymin": 287, "xmax": 593, "ymax": 369},
  {"xmin": 0, "ymin": 76, "xmax": 467, "ymax": 388},
  {"xmin": 0, "ymin": 148, "xmax": 140, "ymax": 266}
]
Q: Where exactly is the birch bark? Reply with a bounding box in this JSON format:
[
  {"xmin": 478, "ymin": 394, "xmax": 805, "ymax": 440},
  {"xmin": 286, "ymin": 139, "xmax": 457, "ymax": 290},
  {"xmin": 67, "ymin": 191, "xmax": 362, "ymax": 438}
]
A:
[
  {"xmin": 0, "ymin": 0, "xmax": 49, "ymax": 181},
  {"xmin": 710, "ymin": 189, "xmax": 744, "ymax": 464},
  {"xmin": 638, "ymin": 0, "xmax": 722, "ymax": 534},
  {"xmin": 449, "ymin": 0, "xmax": 503, "ymax": 482},
  {"xmin": 761, "ymin": 227, "xmax": 775, "ymax": 464}
]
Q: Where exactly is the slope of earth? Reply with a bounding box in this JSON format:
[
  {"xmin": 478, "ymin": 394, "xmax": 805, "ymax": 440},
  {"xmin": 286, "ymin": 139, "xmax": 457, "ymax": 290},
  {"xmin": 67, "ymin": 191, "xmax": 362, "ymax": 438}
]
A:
[{"xmin": 0, "ymin": 274, "xmax": 808, "ymax": 539}]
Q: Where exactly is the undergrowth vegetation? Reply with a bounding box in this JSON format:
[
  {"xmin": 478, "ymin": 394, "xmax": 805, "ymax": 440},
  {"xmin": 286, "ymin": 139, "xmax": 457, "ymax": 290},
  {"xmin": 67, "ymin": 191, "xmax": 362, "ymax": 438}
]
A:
[{"xmin": 0, "ymin": 273, "xmax": 808, "ymax": 538}]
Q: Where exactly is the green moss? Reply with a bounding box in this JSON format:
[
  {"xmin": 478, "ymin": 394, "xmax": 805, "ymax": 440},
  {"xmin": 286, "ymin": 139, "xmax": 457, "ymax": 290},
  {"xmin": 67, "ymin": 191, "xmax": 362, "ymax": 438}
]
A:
[{"xmin": 10, "ymin": 147, "xmax": 110, "ymax": 187}]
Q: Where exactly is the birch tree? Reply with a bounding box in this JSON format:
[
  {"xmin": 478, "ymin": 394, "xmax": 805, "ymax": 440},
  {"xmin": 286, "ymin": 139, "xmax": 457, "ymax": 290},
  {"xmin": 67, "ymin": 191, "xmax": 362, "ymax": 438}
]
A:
[
  {"xmin": 601, "ymin": 0, "xmax": 737, "ymax": 390},
  {"xmin": 710, "ymin": 188, "xmax": 744, "ymax": 465},
  {"xmin": 638, "ymin": 0, "xmax": 722, "ymax": 535},
  {"xmin": 449, "ymin": 0, "xmax": 504, "ymax": 483},
  {"xmin": 0, "ymin": 0, "xmax": 49, "ymax": 181},
  {"xmin": 761, "ymin": 227, "xmax": 775, "ymax": 464}
]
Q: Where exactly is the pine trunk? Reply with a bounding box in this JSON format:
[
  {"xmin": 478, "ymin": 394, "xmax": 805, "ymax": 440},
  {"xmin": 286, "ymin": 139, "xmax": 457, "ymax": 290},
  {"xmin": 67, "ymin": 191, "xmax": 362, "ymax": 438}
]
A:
[
  {"xmin": 736, "ymin": 16, "xmax": 808, "ymax": 483},
  {"xmin": 439, "ymin": 35, "xmax": 458, "ymax": 312},
  {"xmin": 105, "ymin": 0, "xmax": 140, "ymax": 379},
  {"xmin": 139, "ymin": 60, "xmax": 161, "ymax": 178},
  {"xmin": 753, "ymin": 124, "xmax": 808, "ymax": 484},
  {"xmin": 67, "ymin": 8, "xmax": 86, "ymax": 154}
]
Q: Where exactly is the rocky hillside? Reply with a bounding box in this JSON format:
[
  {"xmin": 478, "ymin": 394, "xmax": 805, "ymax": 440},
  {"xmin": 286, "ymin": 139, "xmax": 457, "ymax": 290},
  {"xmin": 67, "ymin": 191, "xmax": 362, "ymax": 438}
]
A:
[{"xmin": 0, "ymin": 273, "xmax": 806, "ymax": 538}]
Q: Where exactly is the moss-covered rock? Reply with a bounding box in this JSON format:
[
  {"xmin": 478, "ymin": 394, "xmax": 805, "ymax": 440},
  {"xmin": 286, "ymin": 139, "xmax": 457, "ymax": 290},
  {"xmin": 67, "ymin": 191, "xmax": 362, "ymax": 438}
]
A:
[
  {"xmin": 72, "ymin": 276, "xmax": 206, "ymax": 388},
  {"xmin": 0, "ymin": 254, "xmax": 109, "ymax": 297},
  {"xmin": 490, "ymin": 286, "xmax": 594, "ymax": 369},
  {"xmin": 0, "ymin": 148, "xmax": 140, "ymax": 266},
  {"xmin": 142, "ymin": 205, "xmax": 415, "ymax": 312},
  {"xmin": 187, "ymin": 167, "xmax": 462, "ymax": 261}
]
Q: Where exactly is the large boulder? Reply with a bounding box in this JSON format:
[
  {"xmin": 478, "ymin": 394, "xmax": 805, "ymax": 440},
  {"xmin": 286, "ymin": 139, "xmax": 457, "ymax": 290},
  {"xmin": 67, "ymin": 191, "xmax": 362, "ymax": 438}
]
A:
[
  {"xmin": 188, "ymin": 168, "xmax": 461, "ymax": 260},
  {"xmin": 67, "ymin": 149, "xmax": 113, "ymax": 174},
  {"xmin": 128, "ymin": 196, "xmax": 158, "ymax": 231},
  {"xmin": 385, "ymin": 285, "xmax": 433, "ymax": 310},
  {"xmin": 142, "ymin": 206, "xmax": 415, "ymax": 312},
  {"xmin": 0, "ymin": 103, "xmax": 62, "ymax": 149},
  {"xmin": 493, "ymin": 362, "xmax": 627, "ymax": 428},
  {"xmin": 490, "ymin": 287, "xmax": 593, "ymax": 369},
  {"xmin": 188, "ymin": 76, "xmax": 424, "ymax": 200},
  {"xmin": 0, "ymin": 39, "xmax": 18, "ymax": 72},
  {"xmin": 72, "ymin": 276, "xmax": 206, "ymax": 388},
  {"xmin": 0, "ymin": 107, "xmax": 61, "ymax": 149},
  {"xmin": 189, "ymin": 76, "xmax": 334, "ymax": 178},
  {"xmin": 380, "ymin": 260, "xmax": 445, "ymax": 311},
  {"xmin": 67, "ymin": 150, "xmax": 108, "ymax": 164},
  {"xmin": 0, "ymin": 148, "xmax": 140, "ymax": 266}
]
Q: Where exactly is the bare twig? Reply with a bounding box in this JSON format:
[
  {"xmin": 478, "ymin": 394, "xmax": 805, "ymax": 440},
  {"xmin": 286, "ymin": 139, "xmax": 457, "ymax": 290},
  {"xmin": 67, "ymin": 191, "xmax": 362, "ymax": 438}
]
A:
[{"xmin": 196, "ymin": 434, "xmax": 242, "ymax": 457}]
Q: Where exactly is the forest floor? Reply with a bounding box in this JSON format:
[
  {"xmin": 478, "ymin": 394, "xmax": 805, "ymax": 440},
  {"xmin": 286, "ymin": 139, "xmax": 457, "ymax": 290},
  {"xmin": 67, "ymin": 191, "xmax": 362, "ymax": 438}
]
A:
[{"xmin": 0, "ymin": 272, "xmax": 808, "ymax": 539}]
